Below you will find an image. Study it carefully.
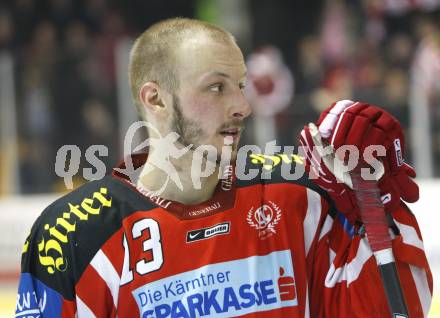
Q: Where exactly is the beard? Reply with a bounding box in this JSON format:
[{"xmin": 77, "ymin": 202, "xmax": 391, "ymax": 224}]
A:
[
  {"xmin": 170, "ymin": 95, "xmax": 242, "ymax": 165},
  {"xmin": 171, "ymin": 94, "xmax": 206, "ymax": 150},
  {"xmin": 171, "ymin": 95, "xmax": 220, "ymax": 164}
]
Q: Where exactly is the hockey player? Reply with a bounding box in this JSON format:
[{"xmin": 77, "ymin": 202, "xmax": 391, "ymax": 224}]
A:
[{"xmin": 16, "ymin": 18, "xmax": 432, "ymax": 317}]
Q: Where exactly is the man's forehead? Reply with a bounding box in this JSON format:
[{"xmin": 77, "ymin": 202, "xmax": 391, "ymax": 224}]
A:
[{"xmin": 176, "ymin": 34, "xmax": 246, "ymax": 79}]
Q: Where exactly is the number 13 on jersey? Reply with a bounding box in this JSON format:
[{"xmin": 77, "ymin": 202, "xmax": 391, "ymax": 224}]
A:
[{"xmin": 121, "ymin": 218, "xmax": 164, "ymax": 285}]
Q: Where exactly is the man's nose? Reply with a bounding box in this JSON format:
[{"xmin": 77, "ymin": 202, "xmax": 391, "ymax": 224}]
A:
[{"xmin": 229, "ymin": 92, "xmax": 252, "ymax": 119}]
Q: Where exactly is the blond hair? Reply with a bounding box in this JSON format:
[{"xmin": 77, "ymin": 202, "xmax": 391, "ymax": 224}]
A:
[{"xmin": 128, "ymin": 18, "xmax": 235, "ymax": 113}]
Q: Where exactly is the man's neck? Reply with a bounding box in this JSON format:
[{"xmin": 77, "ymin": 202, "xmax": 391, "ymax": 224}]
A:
[{"xmin": 137, "ymin": 149, "xmax": 221, "ymax": 205}]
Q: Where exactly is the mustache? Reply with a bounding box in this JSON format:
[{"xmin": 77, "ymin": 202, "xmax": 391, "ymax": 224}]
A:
[{"xmin": 218, "ymin": 120, "xmax": 246, "ymax": 132}]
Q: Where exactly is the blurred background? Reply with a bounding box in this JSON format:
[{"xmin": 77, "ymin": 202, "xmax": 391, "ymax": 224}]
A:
[{"xmin": 0, "ymin": 0, "xmax": 439, "ymax": 316}]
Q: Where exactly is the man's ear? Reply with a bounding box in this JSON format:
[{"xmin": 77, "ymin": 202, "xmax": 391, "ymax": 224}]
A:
[{"xmin": 139, "ymin": 82, "xmax": 166, "ymax": 113}]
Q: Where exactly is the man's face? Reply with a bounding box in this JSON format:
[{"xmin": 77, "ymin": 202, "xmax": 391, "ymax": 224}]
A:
[{"xmin": 169, "ymin": 34, "xmax": 251, "ymax": 161}]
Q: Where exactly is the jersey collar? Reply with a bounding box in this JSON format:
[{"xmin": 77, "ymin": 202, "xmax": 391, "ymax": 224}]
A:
[{"xmin": 112, "ymin": 153, "xmax": 237, "ymax": 220}]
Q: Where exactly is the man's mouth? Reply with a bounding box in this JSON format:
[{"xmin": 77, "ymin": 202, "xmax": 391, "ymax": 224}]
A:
[{"xmin": 219, "ymin": 128, "xmax": 241, "ymax": 138}]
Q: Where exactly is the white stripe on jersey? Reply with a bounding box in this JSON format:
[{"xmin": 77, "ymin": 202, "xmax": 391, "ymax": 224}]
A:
[
  {"xmin": 304, "ymin": 189, "xmax": 322, "ymax": 256},
  {"xmin": 410, "ymin": 264, "xmax": 432, "ymax": 317},
  {"xmin": 76, "ymin": 296, "xmax": 96, "ymax": 318},
  {"xmin": 318, "ymin": 215, "xmax": 334, "ymax": 241},
  {"xmin": 394, "ymin": 220, "xmax": 425, "ymax": 251},
  {"xmin": 90, "ymin": 249, "xmax": 121, "ymax": 307},
  {"xmin": 325, "ymin": 237, "xmax": 372, "ymax": 288},
  {"xmin": 329, "ymin": 248, "xmax": 336, "ymax": 265},
  {"xmin": 304, "ymin": 285, "xmax": 310, "ymax": 318}
]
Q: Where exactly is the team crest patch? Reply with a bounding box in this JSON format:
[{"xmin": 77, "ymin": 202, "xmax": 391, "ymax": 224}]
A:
[{"xmin": 247, "ymin": 201, "xmax": 282, "ymax": 239}]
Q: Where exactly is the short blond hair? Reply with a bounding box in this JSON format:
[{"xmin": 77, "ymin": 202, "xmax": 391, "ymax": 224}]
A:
[{"xmin": 128, "ymin": 18, "xmax": 235, "ymax": 112}]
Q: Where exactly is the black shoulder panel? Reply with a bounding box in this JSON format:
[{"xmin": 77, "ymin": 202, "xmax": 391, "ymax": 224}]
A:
[
  {"xmin": 235, "ymin": 152, "xmax": 335, "ymax": 212},
  {"xmin": 21, "ymin": 175, "xmax": 156, "ymax": 300}
]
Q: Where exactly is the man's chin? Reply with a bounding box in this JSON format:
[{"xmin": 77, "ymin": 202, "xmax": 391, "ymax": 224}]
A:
[{"xmin": 182, "ymin": 138, "xmax": 240, "ymax": 165}]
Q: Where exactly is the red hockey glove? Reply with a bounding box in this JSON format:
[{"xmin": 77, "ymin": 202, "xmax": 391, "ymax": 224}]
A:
[
  {"xmin": 300, "ymin": 100, "xmax": 419, "ymax": 222},
  {"xmin": 300, "ymin": 123, "xmax": 359, "ymax": 223}
]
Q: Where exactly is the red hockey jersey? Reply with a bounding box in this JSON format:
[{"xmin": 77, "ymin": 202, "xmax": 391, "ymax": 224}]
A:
[{"xmin": 16, "ymin": 153, "xmax": 432, "ymax": 317}]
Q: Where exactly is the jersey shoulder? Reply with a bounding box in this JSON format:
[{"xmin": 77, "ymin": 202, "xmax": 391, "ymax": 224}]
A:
[
  {"xmin": 20, "ymin": 175, "xmax": 155, "ymax": 299},
  {"xmin": 236, "ymin": 152, "xmax": 330, "ymax": 199}
]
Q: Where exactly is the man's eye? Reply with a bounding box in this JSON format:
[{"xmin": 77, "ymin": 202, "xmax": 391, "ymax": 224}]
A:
[
  {"xmin": 239, "ymin": 83, "xmax": 246, "ymax": 90},
  {"xmin": 210, "ymin": 84, "xmax": 224, "ymax": 92}
]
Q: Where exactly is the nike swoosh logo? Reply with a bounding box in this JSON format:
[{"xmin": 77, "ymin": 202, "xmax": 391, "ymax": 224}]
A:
[{"xmin": 189, "ymin": 232, "xmax": 202, "ymax": 239}]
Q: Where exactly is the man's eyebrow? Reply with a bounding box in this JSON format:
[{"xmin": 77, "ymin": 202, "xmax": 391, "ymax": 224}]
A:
[{"xmin": 203, "ymin": 71, "xmax": 247, "ymax": 80}]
